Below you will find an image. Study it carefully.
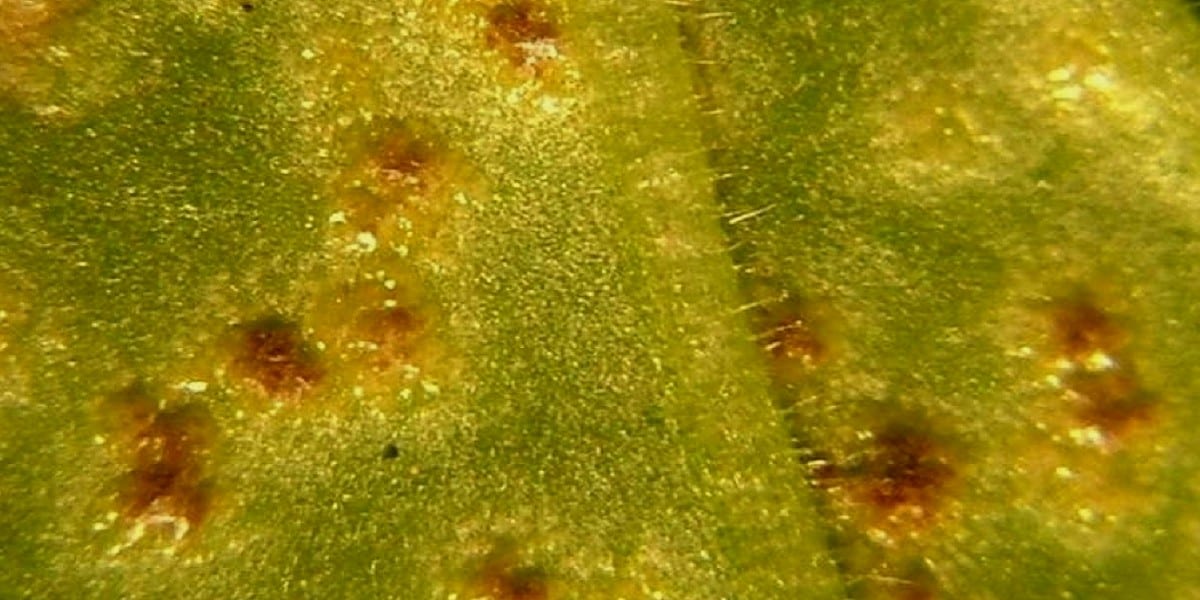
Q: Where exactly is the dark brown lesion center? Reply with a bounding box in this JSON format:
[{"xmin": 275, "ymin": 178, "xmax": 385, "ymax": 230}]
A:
[
  {"xmin": 231, "ymin": 316, "xmax": 325, "ymax": 397},
  {"xmin": 1046, "ymin": 293, "xmax": 1127, "ymax": 361},
  {"xmin": 485, "ymin": 1, "xmax": 561, "ymax": 71},
  {"xmin": 862, "ymin": 424, "xmax": 956, "ymax": 512},
  {"xmin": 468, "ymin": 543, "xmax": 552, "ymax": 600}
]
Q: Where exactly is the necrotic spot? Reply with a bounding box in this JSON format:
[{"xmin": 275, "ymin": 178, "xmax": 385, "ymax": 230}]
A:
[
  {"xmin": 231, "ymin": 316, "xmax": 325, "ymax": 397},
  {"xmin": 1067, "ymin": 369, "xmax": 1156, "ymax": 436},
  {"xmin": 1042, "ymin": 288, "xmax": 1158, "ymax": 440},
  {"xmin": 468, "ymin": 542, "xmax": 551, "ymax": 600},
  {"xmin": 104, "ymin": 384, "xmax": 216, "ymax": 539},
  {"xmin": 372, "ymin": 132, "xmax": 437, "ymax": 190},
  {"xmin": 477, "ymin": 566, "xmax": 549, "ymax": 600},
  {"xmin": 334, "ymin": 121, "xmax": 461, "ymax": 244},
  {"xmin": 124, "ymin": 406, "xmax": 215, "ymax": 524},
  {"xmin": 864, "ymin": 424, "xmax": 955, "ymax": 511},
  {"xmin": 752, "ymin": 294, "xmax": 837, "ymax": 387},
  {"xmin": 354, "ymin": 304, "xmax": 424, "ymax": 366},
  {"xmin": 1047, "ymin": 293, "xmax": 1127, "ymax": 362},
  {"xmin": 485, "ymin": 1, "xmax": 561, "ymax": 72}
]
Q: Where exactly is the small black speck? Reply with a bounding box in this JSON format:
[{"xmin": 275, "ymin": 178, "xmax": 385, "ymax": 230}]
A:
[
  {"xmin": 241, "ymin": 3, "xmax": 255, "ymax": 12},
  {"xmin": 381, "ymin": 443, "xmax": 399, "ymax": 460}
]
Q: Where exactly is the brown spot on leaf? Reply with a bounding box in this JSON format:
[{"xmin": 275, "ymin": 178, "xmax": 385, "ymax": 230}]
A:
[
  {"xmin": 371, "ymin": 130, "xmax": 438, "ymax": 193},
  {"xmin": 754, "ymin": 294, "xmax": 837, "ymax": 385},
  {"xmin": 466, "ymin": 542, "xmax": 551, "ymax": 600},
  {"xmin": 478, "ymin": 567, "xmax": 549, "ymax": 600},
  {"xmin": 331, "ymin": 121, "xmax": 468, "ymax": 250},
  {"xmin": 229, "ymin": 316, "xmax": 325, "ymax": 398},
  {"xmin": 1038, "ymin": 286, "xmax": 1158, "ymax": 442},
  {"xmin": 860, "ymin": 424, "xmax": 956, "ymax": 516},
  {"xmin": 1067, "ymin": 368, "xmax": 1156, "ymax": 438},
  {"xmin": 767, "ymin": 316, "xmax": 827, "ymax": 363},
  {"xmin": 103, "ymin": 383, "xmax": 215, "ymax": 541},
  {"xmin": 353, "ymin": 303, "xmax": 425, "ymax": 368},
  {"xmin": 313, "ymin": 277, "xmax": 432, "ymax": 377},
  {"xmin": 807, "ymin": 416, "xmax": 958, "ymax": 534},
  {"xmin": 1046, "ymin": 292, "xmax": 1127, "ymax": 363},
  {"xmin": 485, "ymin": 1, "xmax": 561, "ymax": 74}
]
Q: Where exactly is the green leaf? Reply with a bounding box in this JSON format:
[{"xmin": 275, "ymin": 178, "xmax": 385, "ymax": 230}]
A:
[
  {"xmin": 3, "ymin": 1, "xmax": 1199, "ymax": 598},
  {"xmin": 683, "ymin": 0, "xmax": 1200, "ymax": 597},
  {"xmin": 1, "ymin": 1, "xmax": 839, "ymax": 597}
]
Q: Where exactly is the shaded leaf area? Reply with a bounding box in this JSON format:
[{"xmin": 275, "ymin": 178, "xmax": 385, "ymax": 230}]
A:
[
  {"xmin": 680, "ymin": 0, "xmax": 1200, "ymax": 597},
  {"xmin": 0, "ymin": 1, "xmax": 842, "ymax": 598}
]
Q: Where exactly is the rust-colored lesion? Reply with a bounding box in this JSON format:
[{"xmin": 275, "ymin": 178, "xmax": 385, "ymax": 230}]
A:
[
  {"xmin": 809, "ymin": 417, "xmax": 958, "ymax": 529},
  {"xmin": 300, "ymin": 267, "xmax": 457, "ymax": 403},
  {"xmin": 466, "ymin": 544, "xmax": 551, "ymax": 600},
  {"xmin": 102, "ymin": 382, "xmax": 216, "ymax": 544},
  {"xmin": 857, "ymin": 424, "xmax": 956, "ymax": 518},
  {"xmin": 765, "ymin": 311, "xmax": 829, "ymax": 365},
  {"xmin": 331, "ymin": 121, "xmax": 468, "ymax": 252},
  {"xmin": 484, "ymin": 0, "xmax": 563, "ymax": 76},
  {"xmin": 1038, "ymin": 287, "xmax": 1158, "ymax": 443},
  {"xmin": 227, "ymin": 315, "xmax": 326, "ymax": 399},
  {"xmin": 353, "ymin": 303, "xmax": 425, "ymax": 366},
  {"xmin": 1046, "ymin": 292, "xmax": 1128, "ymax": 363},
  {"xmin": 752, "ymin": 292, "xmax": 838, "ymax": 386},
  {"xmin": 807, "ymin": 421, "xmax": 953, "ymax": 600},
  {"xmin": 1066, "ymin": 369, "xmax": 1156, "ymax": 437},
  {"xmin": 1005, "ymin": 284, "xmax": 1170, "ymax": 550},
  {"xmin": 326, "ymin": 278, "xmax": 430, "ymax": 373},
  {"xmin": 306, "ymin": 121, "xmax": 472, "ymax": 403},
  {"xmin": 370, "ymin": 130, "xmax": 440, "ymax": 193}
]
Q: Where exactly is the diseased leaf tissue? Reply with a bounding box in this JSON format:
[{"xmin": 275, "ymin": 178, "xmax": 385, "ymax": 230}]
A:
[{"xmin": 2, "ymin": 1, "xmax": 1199, "ymax": 598}]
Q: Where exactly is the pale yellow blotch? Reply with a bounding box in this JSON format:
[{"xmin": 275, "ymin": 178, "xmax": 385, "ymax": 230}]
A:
[
  {"xmin": 181, "ymin": 380, "xmax": 209, "ymax": 393},
  {"xmin": 1082, "ymin": 70, "xmax": 1116, "ymax": 92},
  {"xmin": 870, "ymin": 73, "xmax": 1002, "ymax": 187},
  {"xmin": 1082, "ymin": 350, "xmax": 1116, "ymax": 372},
  {"xmin": 353, "ymin": 231, "xmax": 379, "ymax": 254},
  {"xmin": 1067, "ymin": 425, "xmax": 1105, "ymax": 448},
  {"xmin": 1008, "ymin": 6, "xmax": 1182, "ymax": 142}
]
